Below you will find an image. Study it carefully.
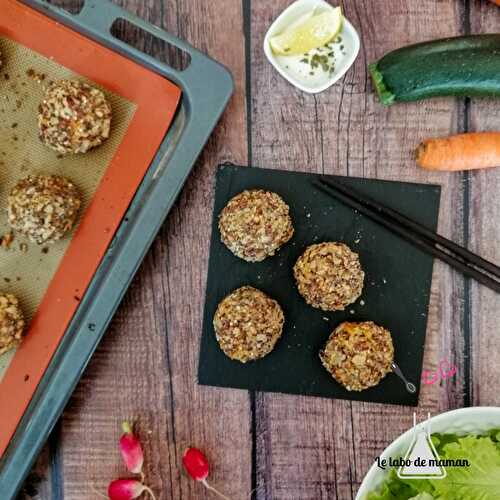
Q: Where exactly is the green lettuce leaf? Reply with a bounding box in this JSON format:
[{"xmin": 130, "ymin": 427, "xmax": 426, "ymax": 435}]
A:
[
  {"xmin": 365, "ymin": 432, "xmax": 500, "ymax": 500},
  {"xmin": 431, "ymin": 433, "xmax": 462, "ymax": 454},
  {"xmin": 484, "ymin": 428, "xmax": 500, "ymax": 443},
  {"xmin": 366, "ymin": 469, "xmax": 431, "ymax": 500},
  {"xmin": 430, "ymin": 435, "xmax": 500, "ymax": 500}
]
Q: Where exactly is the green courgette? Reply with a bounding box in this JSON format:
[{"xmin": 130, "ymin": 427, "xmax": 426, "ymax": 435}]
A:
[{"xmin": 369, "ymin": 34, "xmax": 500, "ymax": 106}]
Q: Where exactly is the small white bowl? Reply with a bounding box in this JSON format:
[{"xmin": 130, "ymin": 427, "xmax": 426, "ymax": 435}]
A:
[
  {"xmin": 263, "ymin": 0, "xmax": 360, "ymax": 94},
  {"xmin": 356, "ymin": 406, "xmax": 500, "ymax": 499}
]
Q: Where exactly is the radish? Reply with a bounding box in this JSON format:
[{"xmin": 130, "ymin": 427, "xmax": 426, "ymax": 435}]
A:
[
  {"xmin": 108, "ymin": 479, "xmax": 156, "ymax": 500},
  {"xmin": 183, "ymin": 447, "xmax": 231, "ymax": 499},
  {"xmin": 120, "ymin": 421, "xmax": 144, "ymax": 476}
]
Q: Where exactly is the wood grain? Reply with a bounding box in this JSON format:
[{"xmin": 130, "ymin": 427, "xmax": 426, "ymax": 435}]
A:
[
  {"xmin": 469, "ymin": 1, "xmax": 500, "ymax": 406},
  {"xmin": 250, "ymin": 1, "xmax": 468, "ymax": 498},
  {"xmin": 20, "ymin": 1, "xmax": 500, "ymax": 499}
]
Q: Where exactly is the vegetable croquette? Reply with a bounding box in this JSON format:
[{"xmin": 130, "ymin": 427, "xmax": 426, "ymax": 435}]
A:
[
  {"xmin": 213, "ymin": 286, "xmax": 284, "ymax": 363},
  {"xmin": 8, "ymin": 174, "xmax": 81, "ymax": 244},
  {"xmin": 218, "ymin": 190, "xmax": 294, "ymax": 262},
  {"xmin": 38, "ymin": 79, "xmax": 111, "ymax": 154},
  {"xmin": 294, "ymin": 242, "xmax": 364, "ymax": 311},
  {"xmin": 320, "ymin": 321, "xmax": 394, "ymax": 391}
]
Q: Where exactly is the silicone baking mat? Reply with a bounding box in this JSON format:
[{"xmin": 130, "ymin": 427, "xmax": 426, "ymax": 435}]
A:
[
  {"xmin": 198, "ymin": 165, "xmax": 441, "ymax": 406},
  {"xmin": 0, "ymin": 0, "xmax": 181, "ymax": 456}
]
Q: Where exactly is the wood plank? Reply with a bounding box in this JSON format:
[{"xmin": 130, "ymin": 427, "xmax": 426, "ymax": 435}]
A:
[
  {"xmin": 468, "ymin": 1, "xmax": 500, "ymax": 406},
  {"xmin": 32, "ymin": 1, "xmax": 251, "ymax": 499},
  {"xmin": 250, "ymin": 1, "xmax": 467, "ymax": 498}
]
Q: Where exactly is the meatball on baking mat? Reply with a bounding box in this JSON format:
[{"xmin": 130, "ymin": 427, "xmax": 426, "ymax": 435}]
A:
[{"xmin": 199, "ymin": 164, "xmax": 441, "ymax": 406}]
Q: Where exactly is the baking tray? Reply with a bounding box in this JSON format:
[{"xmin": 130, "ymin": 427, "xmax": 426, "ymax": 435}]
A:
[
  {"xmin": 0, "ymin": 0, "xmax": 182, "ymax": 435},
  {"xmin": 0, "ymin": 1, "xmax": 233, "ymax": 498}
]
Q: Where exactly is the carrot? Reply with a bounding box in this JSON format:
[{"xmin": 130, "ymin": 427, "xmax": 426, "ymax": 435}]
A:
[
  {"xmin": 416, "ymin": 132, "xmax": 500, "ymax": 171},
  {"xmin": 490, "ymin": 0, "xmax": 500, "ymax": 5}
]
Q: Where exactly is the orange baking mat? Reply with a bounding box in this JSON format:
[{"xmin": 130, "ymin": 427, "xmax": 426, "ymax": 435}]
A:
[{"xmin": 0, "ymin": 0, "xmax": 181, "ymax": 456}]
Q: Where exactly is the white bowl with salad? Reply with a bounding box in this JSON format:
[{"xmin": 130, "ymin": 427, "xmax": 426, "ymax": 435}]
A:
[
  {"xmin": 264, "ymin": 0, "xmax": 360, "ymax": 94},
  {"xmin": 356, "ymin": 406, "xmax": 500, "ymax": 500}
]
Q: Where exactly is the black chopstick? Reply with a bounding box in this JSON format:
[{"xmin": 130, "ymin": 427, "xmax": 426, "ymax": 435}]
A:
[
  {"xmin": 319, "ymin": 176, "xmax": 500, "ymax": 278},
  {"xmin": 314, "ymin": 177, "xmax": 500, "ymax": 293}
]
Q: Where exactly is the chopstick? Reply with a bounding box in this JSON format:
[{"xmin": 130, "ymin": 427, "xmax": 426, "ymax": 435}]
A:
[
  {"xmin": 319, "ymin": 177, "xmax": 500, "ymax": 278},
  {"xmin": 314, "ymin": 177, "xmax": 500, "ymax": 293}
]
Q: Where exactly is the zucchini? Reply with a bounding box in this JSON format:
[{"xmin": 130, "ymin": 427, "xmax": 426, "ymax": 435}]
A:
[{"xmin": 369, "ymin": 35, "xmax": 500, "ymax": 106}]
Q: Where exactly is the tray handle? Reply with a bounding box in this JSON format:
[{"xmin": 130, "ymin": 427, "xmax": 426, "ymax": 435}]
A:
[
  {"xmin": 24, "ymin": 0, "xmax": 234, "ymax": 116},
  {"xmin": 76, "ymin": 0, "xmax": 201, "ymax": 77}
]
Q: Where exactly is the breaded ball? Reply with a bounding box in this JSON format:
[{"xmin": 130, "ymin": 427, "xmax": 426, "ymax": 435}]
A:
[
  {"xmin": 218, "ymin": 189, "xmax": 294, "ymax": 262},
  {"xmin": 293, "ymin": 242, "xmax": 364, "ymax": 311},
  {"xmin": 8, "ymin": 174, "xmax": 81, "ymax": 244},
  {"xmin": 320, "ymin": 321, "xmax": 394, "ymax": 392},
  {"xmin": 38, "ymin": 79, "xmax": 111, "ymax": 154},
  {"xmin": 0, "ymin": 293, "xmax": 25, "ymax": 356},
  {"xmin": 213, "ymin": 286, "xmax": 284, "ymax": 363}
]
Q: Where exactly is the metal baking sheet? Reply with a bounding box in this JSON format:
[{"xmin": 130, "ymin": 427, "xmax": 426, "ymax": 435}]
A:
[{"xmin": 0, "ymin": 1, "xmax": 233, "ymax": 497}]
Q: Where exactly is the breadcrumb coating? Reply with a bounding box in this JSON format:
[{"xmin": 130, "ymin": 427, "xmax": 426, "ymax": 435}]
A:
[
  {"xmin": 294, "ymin": 242, "xmax": 364, "ymax": 311},
  {"xmin": 8, "ymin": 174, "xmax": 81, "ymax": 244},
  {"xmin": 38, "ymin": 79, "xmax": 111, "ymax": 154},
  {"xmin": 320, "ymin": 321, "xmax": 394, "ymax": 391},
  {"xmin": 219, "ymin": 190, "xmax": 294, "ymax": 262},
  {"xmin": 213, "ymin": 286, "xmax": 284, "ymax": 363}
]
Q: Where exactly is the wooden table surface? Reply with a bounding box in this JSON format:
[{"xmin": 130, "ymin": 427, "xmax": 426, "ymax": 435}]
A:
[{"xmin": 19, "ymin": 1, "xmax": 500, "ymax": 499}]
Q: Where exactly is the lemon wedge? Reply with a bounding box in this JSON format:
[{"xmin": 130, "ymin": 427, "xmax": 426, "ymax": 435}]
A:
[{"xmin": 270, "ymin": 7, "xmax": 343, "ymax": 56}]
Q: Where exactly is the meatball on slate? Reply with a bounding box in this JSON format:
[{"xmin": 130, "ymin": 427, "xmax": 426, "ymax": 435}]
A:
[
  {"xmin": 294, "ymin": 242, "xmax": 364, "ymax": 311},
  {"xmin": 213, "ymin": 286, "xmax": 284, "ymax": 363},
  {"xmin": 320, "ymin": 321, "xmax": 394, "ymax": 391},
  {"xmin": 218, "ymin": 189, "xmax": 294, "ymax": 262}
]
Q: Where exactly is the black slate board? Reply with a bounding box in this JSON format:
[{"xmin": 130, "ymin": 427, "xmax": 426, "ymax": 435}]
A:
[{"xmin": 198, "ymin": 165, "xmax": 441, "ymax": 406}]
